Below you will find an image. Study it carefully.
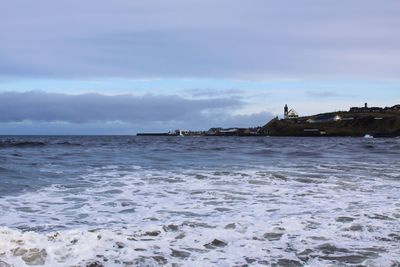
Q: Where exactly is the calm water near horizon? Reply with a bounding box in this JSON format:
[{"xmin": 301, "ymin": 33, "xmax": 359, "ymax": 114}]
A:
[{"xmin": 0, "ymin": 136, "xmax": 399, "ymax": 266}]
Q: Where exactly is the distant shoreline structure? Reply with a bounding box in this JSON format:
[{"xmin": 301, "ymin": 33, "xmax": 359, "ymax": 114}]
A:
[
  {"xmin": 137, "ymin": 128, "xmax": 261, "ymax": 137},
  {"xmin": 137, "ymin": 103, "xmax": 400, "ymax": 137}
]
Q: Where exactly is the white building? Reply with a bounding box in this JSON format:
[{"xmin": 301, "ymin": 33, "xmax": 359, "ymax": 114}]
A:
[{"xmin": 284, "ymin": 104, "xmax": 299, "ymax": 119}]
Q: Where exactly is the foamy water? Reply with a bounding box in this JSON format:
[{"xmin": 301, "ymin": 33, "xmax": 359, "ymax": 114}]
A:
[{"xmin": 0, "ymin": 136, "xmax": 399, "ymax": 266}]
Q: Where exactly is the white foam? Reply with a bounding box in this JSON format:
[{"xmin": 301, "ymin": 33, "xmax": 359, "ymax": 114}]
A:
[{"xmin": 0, "ymin": 164, "xmax": 399, "ymax": 266}]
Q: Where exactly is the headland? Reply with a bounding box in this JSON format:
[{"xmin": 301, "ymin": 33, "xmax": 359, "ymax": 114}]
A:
[
  {"xmin": 137, "ymin": 103, "xmax": 400, "ymax": 138},
  {"xmin": 260, "ymin": 103, "xmax": 400, "ymax": 137}
]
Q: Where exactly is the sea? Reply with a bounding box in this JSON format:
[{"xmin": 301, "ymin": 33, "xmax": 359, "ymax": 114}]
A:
[{"xmin": 0, "ymin": 136, "xmax": 399, "ymax": 267}]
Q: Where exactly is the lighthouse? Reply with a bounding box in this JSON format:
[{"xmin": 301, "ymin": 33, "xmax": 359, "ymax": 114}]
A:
[
  {"xmin": 284, "ymin": 104, "xmax": 299, "ymax": 119},
  {"xmin": 284, "ymin": 104, "xmax": 289, "ymax": 119}
]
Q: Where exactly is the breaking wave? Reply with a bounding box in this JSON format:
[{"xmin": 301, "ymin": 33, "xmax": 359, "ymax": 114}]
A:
[
  {"xmin": 1, "ymin": 136, "xmax": 400, "ymax": 266},
  {"xmin": 0, "ymin": 141, "xmax": 47, "ymax": 148},
  {"xmin": 0, "ymin": 165, "xmax": 399, "ymax": 266}
]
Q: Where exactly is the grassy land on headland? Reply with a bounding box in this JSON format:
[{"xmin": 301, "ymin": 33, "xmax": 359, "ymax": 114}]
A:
[{"xmin": 259, "ymin": 111, "xmax": 400, "ymax": 137}]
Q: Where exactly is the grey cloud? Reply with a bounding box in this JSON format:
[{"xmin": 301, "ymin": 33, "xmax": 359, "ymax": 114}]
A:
[
  {"xmin": 306, "ymin": 91, "xmax": 356, "ymax": 98},
  {"xmin": 210, "ymin": 112, "xmax": 273, "ymax": 128},
  {"xmin": 137, "ymin": 111, "xmax": 273, "ymax": 132},
  {"xmin": 1, "ymin": 0, "xmax": 400, "ymax": 79},
  {"xmin": 0, "ymin": 91, "xmax": 242, "ymax": 123},
  {"xmin": 0, "ymin": 110, "xmax": 274, "ymax": 135},
  {"xmin": 185, "ymin": 89, "xmax": 245, "ymax": 98}
]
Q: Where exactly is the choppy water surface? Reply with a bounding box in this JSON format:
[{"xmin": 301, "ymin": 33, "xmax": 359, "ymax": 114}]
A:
[{"xmin": 0, "ymin": 136, "xmax": 399, "ymax": 266}]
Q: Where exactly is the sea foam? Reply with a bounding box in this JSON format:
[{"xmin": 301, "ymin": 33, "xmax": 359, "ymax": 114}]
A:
[{"xmin": 0, "ymin": 164, "xmax": 399, "ymax": 266}]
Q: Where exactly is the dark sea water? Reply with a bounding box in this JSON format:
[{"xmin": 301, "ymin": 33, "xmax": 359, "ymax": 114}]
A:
[{"xmin": 0, "ymin": 136, "xmax": 399, "ymax": 266}]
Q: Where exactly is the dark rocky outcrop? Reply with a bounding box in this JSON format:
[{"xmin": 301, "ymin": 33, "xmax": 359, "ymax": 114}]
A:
[
  {"xmin": 86, "ymin": 261, "xmax": 104, "ymax": 267},
  {"xmin": 204, "ymin": 239, "xmax": 227, "ymax": 249},
  {"xmin": 171, "ymin": 249, "xmax": 190, "ymax": 258},
  {"xmin": 259, "ymin": 111, "xmax": 400, "ymax": 137}
]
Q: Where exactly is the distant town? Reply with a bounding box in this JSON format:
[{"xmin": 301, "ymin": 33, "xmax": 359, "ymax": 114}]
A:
[{"xmin": 137, "ymin": 103, "xmax": 400, "ymax": 137}]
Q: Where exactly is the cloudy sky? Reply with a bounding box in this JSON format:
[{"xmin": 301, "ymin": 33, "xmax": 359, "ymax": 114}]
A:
[{"xmin": 1, "ymin": 0, "xmax": 399, "ymax": 134}]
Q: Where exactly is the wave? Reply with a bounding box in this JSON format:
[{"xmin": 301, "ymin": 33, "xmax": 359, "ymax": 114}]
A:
[
  {"xmin": 0, "ymin": 140, "xmax": 83, "ymax": 149},
  {"xmin": 0, "ymin": 141, "xmax": 47, "ymax": 148},
  {"xmin": 0, "ymin": 166, "xmax": 399, "ymax": 266},
  {"xmin": 0, "ymin": 221, "xmax": 398, "ymax": 267},
  {"xmin": 54, "ymin": 141, "xmax": 83, "ymax": 147}
]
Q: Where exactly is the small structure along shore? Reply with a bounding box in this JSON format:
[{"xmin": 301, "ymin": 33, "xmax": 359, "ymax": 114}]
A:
[{"xmin": 137, "ymin": 127, "xmax": 261, "ymax": 137}]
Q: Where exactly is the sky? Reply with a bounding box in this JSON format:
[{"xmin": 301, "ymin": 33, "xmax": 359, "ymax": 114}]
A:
[{"xmin": 0, "ymin": 0, "xmax": 399, "ymax": 134}]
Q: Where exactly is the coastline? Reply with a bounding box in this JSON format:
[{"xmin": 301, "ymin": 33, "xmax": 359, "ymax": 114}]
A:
[{"xmin": 137, "ymin": 105, "xmax": 400, "ymax": 138}]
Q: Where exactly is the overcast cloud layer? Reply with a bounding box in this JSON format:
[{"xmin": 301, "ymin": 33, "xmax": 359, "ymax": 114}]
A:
[
  {"xmin": 0, "ymin": 91, "xmax": 272, "ymax": 133},
  {"xmin": 0, "ymin": 91, "xmax": 239, "ymax": 123},
  {"xmin": 1, "ymin": 1, "xmax": 399, "ymax": 134},
  {"xmin": 1, "ymin": 0, "xmax": 400, "ymax": 80}
]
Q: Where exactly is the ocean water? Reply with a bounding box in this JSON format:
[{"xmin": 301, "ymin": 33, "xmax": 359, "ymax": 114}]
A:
[{"xmin": 0, "ymin": 136, "xmax": 399, "ymax": 267}]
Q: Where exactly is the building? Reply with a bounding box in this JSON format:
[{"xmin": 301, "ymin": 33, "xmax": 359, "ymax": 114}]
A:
[
  {"xmin": 307, "ymin": 114, "xmax": 342, "ymax": 123},
  {"xmin": 284, "ymin": 104, "xmax": 299, "ymax": 119},
  {"xmin": 206, "ymin": 127, "xmax": 259, "ymax": 136},
  {"xmin": 349, "ymin": 103, "xmax": 383, "ymax": 113},
  {"xmin": 392, "ymin": 105, "xmax": 400, "ymax": 111},
  {"xmin": 206, "ymin": 128, "xmax": 222, "ymax": 135},
  {"xmin": 384, "ymin": 104, "xmax": 400, "ymax": 112}
]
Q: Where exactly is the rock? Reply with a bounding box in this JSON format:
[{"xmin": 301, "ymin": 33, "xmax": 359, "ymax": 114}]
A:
[
  {"xmin": 175, "ymin": 233, "xmax": 185, "ymax": 239},
  {"xmin": 296, "ymin": 249, "xmax": 313, "ymax": 261},
  {"xmin": 224, "ymin": 223, "xmax": 236, "ymax": 229},
  {"xmin": 204, "ymin": 239, "xmax": 227, "ymax": 249},
  {"xmin": 120, "ymin": 208, "xmax": 136, "ymax": 213},
  {"xmin": 163, "ymin": 224, "xmax": 179, "ymax": 232},
  {"xmin": 144, "ymin": 230, "xmax": 161, "ymax": 237},
  {"xmin": 115, "ymin": 242, "xmax": 125, "ymax": 249},
  {"xmin": 245, "ymin": 257, "xmax": 256, "ymax": 264},
  {"xmin": 152, "ymin": 256, "xmax": 168, "ymax": 265},
  {"xmin": 86, "ymin": 261, "xmax": 104, "ymax": 267},
  {"xmin": 12, "ymin": 247, "xmax": 28, "ymax": 256},
  {"xmin": 367, "ymin": 214, "xmax": 394, "ymax": 220},
  {"xmin": 263, "ymin": 232, "xmax": 283, "ymax": 241},
  {"xmin": 264, "ymin": 227, "xmax": 285, "ymax": 241},
  {"xmin": 348, "ymin": 224, "xmax": 363, "ymax": 231},
  {"xmin": 121, "ymin": 202, "xmax": 132, "ymax": 207},
  {"xmin": 335, "ymin": 216, "xmax": 355, "ymax": 223},
  {"xmin": 171, "ymin": 249, "xmax": 190, "ymax": 258},
  {"xmin": 94, "ymin": 255, "xmax": 108, "ymax": 262},
  {"xmin": 319, "ymin": 254, "xmax": 367, "ymax": 264},
  {"xmin": 47, "ymin": 232, "xmax": 60, "ymax": 241},
  {"xmin": 21, "ymin": 248, "xmax": 47, "ymax": 265},
  {"xmin": 317, "ymin": 243, "xmax": 349, "ymax": 254},
  {"xmin": 275, "ymin": 259, "xmax": 303, "ymax": 267},
  {"xmin": 0, "ymin": 259, "xmax": 11, "ymax": 267},
  {"xmin": 389, "ymin": 233, "xmax": 400, "ymax": 241}
]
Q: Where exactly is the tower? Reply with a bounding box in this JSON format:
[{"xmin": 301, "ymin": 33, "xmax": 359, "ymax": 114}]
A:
[{"xmin": 284, "ymin": 104, "xmax": 289, "ymax": 119}]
